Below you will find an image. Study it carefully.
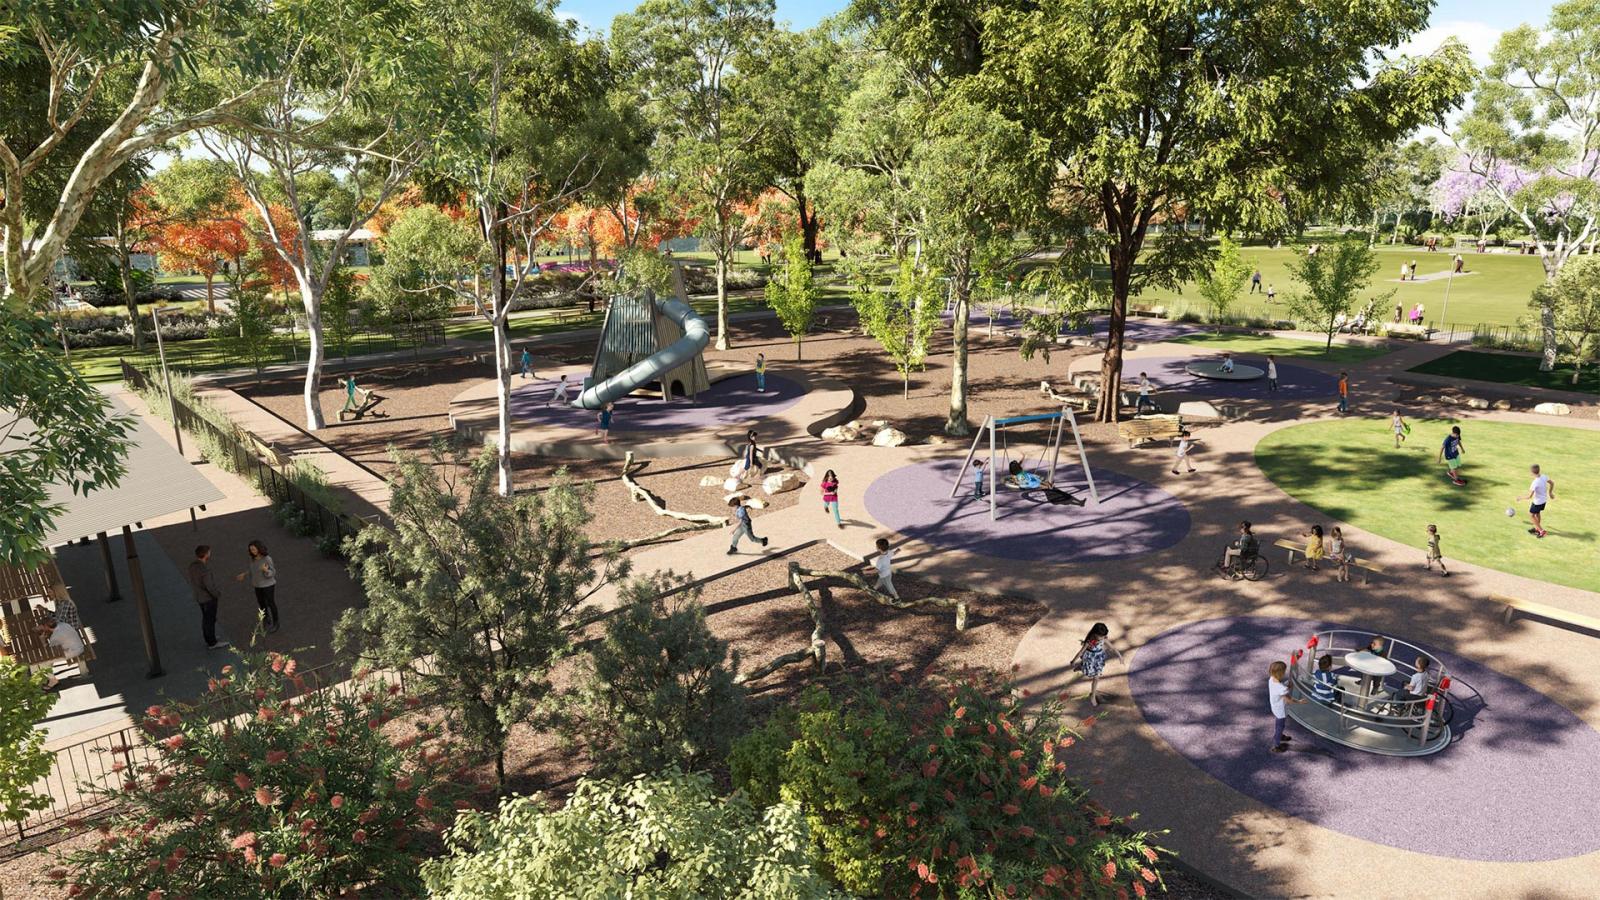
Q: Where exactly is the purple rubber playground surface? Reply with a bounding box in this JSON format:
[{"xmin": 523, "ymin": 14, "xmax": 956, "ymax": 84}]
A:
[
  {"xmin": 1127, "ymin": 354, "xmax": 1336, "ymax": 400},
  {"xmin": 862, "ymin": 459, "xmax": 1190, "ymax": 563},
  {"xmin": 1129, "ymin": 616, "xmax": 1600, "ymax": 862},
  {"xmin": 507, "ymin": 372, "xmax": 804, "ymax": 433}
]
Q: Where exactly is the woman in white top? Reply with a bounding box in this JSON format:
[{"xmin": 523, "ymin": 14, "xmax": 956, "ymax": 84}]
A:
[
  {"xmin": 236, "ymin": 540, "xmax": 280, "ymax": 634},
  {"xmin": 33, "ymin": 614, "xmax": 85, "ymax": 690}
]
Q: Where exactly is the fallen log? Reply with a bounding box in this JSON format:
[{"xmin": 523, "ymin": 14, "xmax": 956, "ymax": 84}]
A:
[{"xmin": 619, "ymin": 450, "xmax": 727, "ymax": 527}]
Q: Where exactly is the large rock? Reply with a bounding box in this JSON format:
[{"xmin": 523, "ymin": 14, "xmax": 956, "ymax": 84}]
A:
[
  {"xmin": 872, "ymin": 427, "xmax": 910, "ymax": 447},
  {"xmin": 1534, "ymin": 402, "xmax": 1572, "ymax": 416},
  {"xmin": 1177, "ymin": 400, "xmax": 1223, "ymax": 421},
  {"xmin": 763, "ymin": 471, "xmax": 806, "ymax": 495},
  {"xmin": 821, "ymin": 422, "xmax": 862, "ymax": 442},
  {"xmin": 1464, "ymin": 397, "xmax": 1490, "ymax": 410},
  {"xmin": 869, "ymin": 419, "xmax": 890, "ymax": 430},
  {"xmin": 722, "ymin": 477, "xmax": 742, "ymax": 492},
  {"xmin": 1491, "ymin": 399, "xmax": 1513, "ymax": 411},
  {"xmin": 699, "ymin": 475, "xmax": 723, "ymax": 487}
]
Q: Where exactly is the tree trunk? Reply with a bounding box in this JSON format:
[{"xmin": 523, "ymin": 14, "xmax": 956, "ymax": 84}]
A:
[
  {"xmin": 299, "ymin": 280, "xmax": 327, "ymax": 430},
  {"xmin": 944, "ymin": 260, "xmax": 972, "ymax": 436},
  {"xmin": 1538, "ymin": 250, "xmax": 1559, "ymax": 372},
  {"xmin": 715, "ymin": 256, "xmax": 730, "ymax": 351},
  {"xmin": 903, "ymin": 372, "xmax": 910, "ymax": 400},
  {"xmin": 795, "ymin": 335, "xmax": 802, "ymax": 360},
  {"xmin": 1095, "ymin": 248, "xmax": 1134, "ymax": 424},
  {"xmin": 204, "ymin": 274, "xmax": 216, "ymax": 314},
  {"xmin": 492, "ymin": 206, "xmax": 514, "ymax": 497},
  {"xmin": 798, "ymin": 195, "xmax": 820, "ymax": 257},
  {"xmin": 117, "ymin": 230, "xmax": 146, "ymax": 352}
]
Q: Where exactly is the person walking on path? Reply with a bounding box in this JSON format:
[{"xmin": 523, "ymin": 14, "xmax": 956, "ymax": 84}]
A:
[
  {"xmin": 755, "ymin": 353, "xmax": 767, "ymax": 393},
  {"xmin": 872, "ymin": 537, "xmax": 898, "ymax": 598},
  {"xmin": 820, "ymin": 470, "xmax": 842, "ymax": 528},
  {"xmin": 741, "ymin": 429, "xmax": 766, "ymax": 477},
  {"xmin": 1250, "ymin": 268, "xmax": 1262, "ymax": 293},
  {"xmin": 1135, "ymin": 372, "xmax": 1155, "ymax": 414},
  {"xmin": 519, "ymin": 348, "xmax": 534, "ymax": 380},
  {"xmin": 1068, "ymin": 622, "xmax": 1125, "ymax": 707},
  {"xmin": 1336, "ymin": 372, "xmax": 1349, "ymax": 414},
  {"xmin": 186, "ymin": 545, "xmax": 227, "ymax": 650},
  {"xmin": 1438, "ymin": 425, "xmax": 1466, "ymax": 485},
  {"xmin": 1171, "ymin": 429, "xmax": 1198, "ymax": 475},
  {"xmin": 595, "ymin": 402, "xmax": 614, "ymax": 444},
  {"xmin": 548, "ymin": 374, "xmax": 570, "ymax": 406},
  {"xmin": 32, "ymin": 613, "xmax": 85, "ymax": 691},
  {"xmin": 1516, "ymin": 464, "xmax": 1555, "ymax": 539},
  {"xmin": 726, "ymin": 496, "xmax": 769, "ymax": 555},
  {"xmin": 235, "ymin": 540, "xmax": 279, "ymax": 634},
  {"xmin": 1266, "ymin": 355, "xmax": 1278, "ymax": 392},
  {"xmin": 1391, "ymin": 410, "xmax": 1410, "ymax": 448},
  {"xmin": 1453, "ymin": 253, "xmax": 1465, "ymax": 274},
  {"xmin": 1425, "ymin": 524, "xmax": 1449, "ymax": 576},
  {"xmin": 1268, "ymin": 660, "xmax": 1306, "ymax": 754},
  {"xmin": 1328, "ymin": 526, "xmax": 1350, "ymax": 583}
]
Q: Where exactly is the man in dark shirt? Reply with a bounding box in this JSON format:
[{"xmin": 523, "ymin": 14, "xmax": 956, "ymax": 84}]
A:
[{"xmin": 187, "ymin": 545, "xmax": 226, "ymax": 649}]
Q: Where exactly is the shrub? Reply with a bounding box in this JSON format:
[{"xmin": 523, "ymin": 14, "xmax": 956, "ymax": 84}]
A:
[
  {"xmin": 557, "ymin": 575, "xmax": 745, "ymax": 778},
  {"xmin": 0, "ymin": 659, "xmax": 56, "ymax": 825},
  {"xmin": 422, "ymin": 770, "xmax": 837, "ymax": 899},
  {"xmin": 48, "ymin": 652, "xmax": 467, "ymax": 898},
  {"xmin": 731, "ymin": 670, "xmax": 1166, "ymax": 898}
]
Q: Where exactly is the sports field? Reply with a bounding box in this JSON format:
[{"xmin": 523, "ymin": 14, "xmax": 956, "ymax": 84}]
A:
[
  {"xmin": 1164, "ymin": 331, "xmax": 1392, "ymax": 364},
  {"xmin": 1142, "ymin": 245, "xmax": 1549, "ymax": 331},
  {"xmin": 1256, "ymin": 418, "xmax": 1600, "ymax": 594}
]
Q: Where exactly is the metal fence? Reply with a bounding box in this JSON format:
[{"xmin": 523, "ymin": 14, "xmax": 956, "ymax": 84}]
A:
[{"xmin": 120, "ymin": 362, "xmax": 372, "ymax": 550}]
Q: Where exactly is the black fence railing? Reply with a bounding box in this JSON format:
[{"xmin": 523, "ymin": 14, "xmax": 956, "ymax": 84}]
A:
[{"xmin": 120, "ymin": 362, "xmax": 373, "ymax": 552}]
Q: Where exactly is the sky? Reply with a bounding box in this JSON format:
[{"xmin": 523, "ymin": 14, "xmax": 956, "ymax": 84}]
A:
[{"xmin": 557, "ymin": 0, "xmax": 1557, "ymax": 58}]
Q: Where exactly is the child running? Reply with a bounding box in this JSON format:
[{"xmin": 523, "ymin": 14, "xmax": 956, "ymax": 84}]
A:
[
  {"xmin": 548, "ymin": 374, "xmax": 570, "ymax": 406},
  {"xmin": 1267, "ymin": 660, "xmax": 1306, "ymax": 753},
  {"xmin": 1391, "ymin": 410, "xmax": 1409, "ymax": 448},
  {"xmin": 1171, "ymin": 429, "xmax": 1198, "ymax": 475},
  {"xmin": 1425, "ymin": 524, "xmax": 1448, "ymax": 576},
  {"xmin": 1516, "ymin": 464, "xmax": 1555, "ymax": 539},
  {"xmin": 1068, "ymin": 622, "xmax": 1126, "ymax": 707},
  {"xmin": 1328, "ymin": 526, "xmax": 1350, "ymax": 583},
  {"xmin": 872, "ymin": 537, "xmax": 898, "ymax": 598},
  {"xmin": 1300, "ymin": 524, "xmax": 1325, "ymax": 571},
  {"xmin": 820, "ymin": 469, "xmax": 842, "ymax": 528},
  {"xmin": 1438, "ymin": 425, "xmax": 1465, "ymax": 485}
]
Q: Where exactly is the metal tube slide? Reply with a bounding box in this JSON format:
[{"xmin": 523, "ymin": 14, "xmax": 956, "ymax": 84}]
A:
[{"xmin": 570, "ymin": 296, "xmax": 710, "ymax": 409}]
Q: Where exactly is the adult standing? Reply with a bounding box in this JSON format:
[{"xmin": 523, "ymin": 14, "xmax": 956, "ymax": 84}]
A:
[
  {"xmin": 1249, "ymin": 268, "xmax": 1262, "ymax": 294},
  {"xmin": 1453, "ymin": 253, "xmax": 1464, "ymax": 274},
  {"xmin": 235, "ymin": 540, "xmax": 279, "ymax": 634},
  {"xmin": 1265, "ymin": 355, "xmax": 1279, "ymax": 392},
  {"xmin": 1516, "ymin": 464, "xmax": 1555, "ymax": 539},
  {"xmin": 742, "ymin": 429, "xmax": 764, "ymax": 477},
  {"xmin": 1437, "ymin": 425, "xmax": 1466, "ymax": 486},
  {"xmin": 186, "ymin": 545, "xmax": 227, "ymax": 650},
  {"xmin": 754, "ymin": 353, "xmax": 767, "ymax": 393},
  {"xmin": 726, "ymin": 496, "xmax": 769, "ymax": 555}
]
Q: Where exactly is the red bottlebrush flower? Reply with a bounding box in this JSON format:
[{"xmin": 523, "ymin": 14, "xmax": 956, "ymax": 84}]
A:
[
  {"xmin": 1020, "ymin": 776, "xmax": 1038, "ymax": 791},
  {"xmin": 243, "ymin": 847, "xmax": 258, "ymax": 865},
  {"xmin": 1095, "ymin": 815, "xmax": 1112, "ymax": 827},
  {"xmin": 1017, "ymin": 825, "xmax": 1035, "ymax": 838},
  {"xmin": 253, "ymin": 689, "xmax": 267, "ymax": 702},
  {"xmin": 1009, "ymin": 749, "xmax": 1023, "ymax": 759},
  {"xmin": 284, "ymin": 659, "xmax": 298, "ymax": 676},
  {"xmin": 1134, "ymin": 883, "xmax": 1147, "ymax": 899},
  {"xmin": 67, "ymin": 886, "xmax": 84, "ymax": 897},
  {"xmin": 943, "ymin": 725, "xmax": 954, "ymax": 738},
  {"xmin": 1064, "ymin": 835, "xmax": 1077, "ymax": 846},
  {"xmin": 1038, "ymin": 785, "xmax": 1053, "ymax": 798},
  {"xmin": 367, "ymin": 719, "xmax": 381, "ymax": 731},
  {"xmin": 404, "ymin": 696, "xmax": 421, "ymax": 709},
  {"xmin": 268, "ymin": 853, "xmax": 287, "ymax": 867},
  {"xmin": 111, "ymin": 762, "xmax": 126, "ymax": 773},
  {"xmin": 916, "ymin": 862, "xmax": 931, "ymax": 881},
  {"xmin": 1140, "ymin": 867, "xmax": 1158, "ymax": 883},
  {"xmin": 257, "ymin": 707, "xmax": 277, "ymax": 722},
  {"xmin": 906, "ymin": 815, "xmax": 917, "ymax": 827},
  {"xmin": 978, "ymin": 744, "xmax": 994, "ymax": 758},
  {"xmin": 330, "ymin": 794, "xmax": 345, "ymax": 809},
  {"xmin": 416, "ymin": 795, "xmax": 434, "ymax": 811},
  {"xmin": 908, "ymin": 801, "xmax": 920, "ymax": 812},
  {"xmin": 954, "ymin": 706, "xmax": 966, "ymax": 719},
  {"xmin": 395, "ymin": 775, "xmax": 413, "ymax": 791},
  {"xmin": 987, "ymin": 723, "xmax": 997, "ymax": 735},
  {"xmin": 233, "ymin": 773, "xmax": 253, "ymax": 791},
  {"xmin": 943, "ymin": 789, "xmax": 956, "ymax": 802},
  {"xmin": 300, "ymin": 818, "xmax": 318, "ymax": 834},
  {"xmin": 270, "ymin": 656, "xmax": 285, "ymax": 673},
  {"xmin": 1142, "ymin": 847, "xmax": 1158, "ymax": 863},
  {"xmin": 265, "ymin": 750, "xmax": 288, "ymax": 765},
  {"xmin": 1001, "ymin": 803, "xmax": 1020, "ymax": 816},
  {"xmin": 1102, "ymin": 861, "xmax": 1117, "ymax": 880},
  {"xmin": 149, "ymin": 892, "xmax": 165, "ymax": 900},
  {"xmin": 231, "ymin": 832, "xmax": 258, "ymax": 849},
  {"xmin": 145, "ymin": 705, "xmax": 164, "ymax": 718},
  {"xmin": 353, "ymin": 829, "xmax": 368, "ymax": 844},
  {"xmin": 255, "ymin": 787, "xmax": 277, "ymax": 806},
  {"xmin": 862, "ymin": 726, "xmax": 874, "ymax": 738},
  {"xmin": 152, "ymin": 773, "xmax": 173, "ymax": 790},
  {"xmin": 922, "ymin": 759, "xmax": 940, "ymax": 778},
  {"xmin": 159, "ymin": 714, "xmax": 179, "ymax": 727},
  {"xmin": 122, "ymin": 779, "xmax": 138, "ymax": 793},
  {"xmin": 387, "ymin": 683, "xmax": 402, "ymax": 696},
  {"xmin": 1043, "ymin": 740, "xmax": 1055, "ymax": 754},
  {"xmin": 162, "ymin": 734, "xmax": 186, "ymax": 751},
  {"xmin": 1080, "ymin": 716, "xmax": 1097, "ymax": 728}
]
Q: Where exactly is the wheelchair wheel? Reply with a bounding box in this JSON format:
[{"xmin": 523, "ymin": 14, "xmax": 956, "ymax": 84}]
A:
[{"xmin": 1243, "ymin": 555, "xmax": 1269, "ymax": 581}]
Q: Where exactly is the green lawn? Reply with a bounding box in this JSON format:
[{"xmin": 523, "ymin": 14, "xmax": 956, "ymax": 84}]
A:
[
  {"xmin": 1409, "ymin": 350, "xmax": 1599, "ymax": 396},
  {"xmin": 1256, "ymin": 418, "xmax": 1600, "ymax": 593},
  {"xmin": 1140, "ymin": 245, "xmax": 1548, "ymax": 331},
  {"xmin": 1165, "ymin": 331, "xmax": 1392, "ymax": 364}
]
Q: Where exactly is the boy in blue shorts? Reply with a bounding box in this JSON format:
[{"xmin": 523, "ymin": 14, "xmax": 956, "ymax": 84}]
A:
[{"xmin": 1437, "ymin": 425, "xmax": 1465, "ymax": 485}]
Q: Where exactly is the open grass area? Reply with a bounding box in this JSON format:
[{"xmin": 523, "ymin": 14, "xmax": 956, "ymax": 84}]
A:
[
  {"xmin": 1165, "ymin": 331, "xmax": 1392, "ymax": 364},
  {"xmin": 1409, "ymin": 350, "xmax": 1600, "ymax": 396},
  {"xmin": 1140, "ymin": 245, "xmax": 1549, "ymax": 331},
  {"xmin": 1256, "ymin": 418, "xmax": 1600, "ymax": 594}
]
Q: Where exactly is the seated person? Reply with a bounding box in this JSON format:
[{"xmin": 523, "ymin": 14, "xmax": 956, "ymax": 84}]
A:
[
  {"xmin": 1363, "ymin": 635, "xmax": 1390, "ymax": 658},
  {"xmin": 1311, "ymin": 654, "xmax": 1340, "ymax": 706},
  {"xmin": 1007, "ymin": 460, "xmax": 1048, "ymax": 490},
  {"xmin": 1220, "ymin": 353, "xmax": 1235, "ymax": 373},
  {"xmin": 1221, "ymin": 520, "xmax": 1258, "ymax": 568},
  {"xmin": 1395, "ymin": 656, "xmax": 1434, "ymax": 703}
]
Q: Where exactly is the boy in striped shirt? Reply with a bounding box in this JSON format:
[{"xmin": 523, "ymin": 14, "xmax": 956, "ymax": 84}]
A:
[{"xmin": 1311, "ymin": 654, "xmax": 1339, "ymax": 705}]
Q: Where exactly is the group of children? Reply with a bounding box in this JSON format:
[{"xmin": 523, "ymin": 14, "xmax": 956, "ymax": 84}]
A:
[{"xmin": 1267, "ymin": 638, "xmax": 1438, "ymax": 754}]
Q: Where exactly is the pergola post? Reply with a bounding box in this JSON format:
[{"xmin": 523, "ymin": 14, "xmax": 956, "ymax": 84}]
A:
[
  {"xmin": 121, "ymin": 525, "xmax": 163, "ymax": 679},
  {"xmin": 97, "ymin": 531, "xmax": 121, "ymax": 603}
]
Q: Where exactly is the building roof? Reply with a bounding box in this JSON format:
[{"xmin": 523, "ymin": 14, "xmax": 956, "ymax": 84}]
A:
[
  {"xmin": 310, "ymin": 228, "xmax": 375, "ymax": 243},
  {"xmin": 24, "ymin": 389, "xmax": 224, "ymax": 546}
]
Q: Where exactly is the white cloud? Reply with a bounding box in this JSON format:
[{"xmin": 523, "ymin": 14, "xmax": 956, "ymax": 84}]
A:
[{"xmin": 1392, "ymin": 19, "xmax": 1503, "ymax": 66}]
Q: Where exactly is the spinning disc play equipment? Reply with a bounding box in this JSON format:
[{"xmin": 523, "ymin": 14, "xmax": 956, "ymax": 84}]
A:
[
  {"xmin": 948, "ymin": 409, "xmax": 1099, "ymax": 521},
  {"xmin": 572, "ymin": 263, "xmax": 710, "ymax": 409},
  {"xmin": 1285, "ymin": 629, "xmax": 1452, "ymax": 757},
  {"xmin": 1185, "ymin": 361, "xmax": 1264, "ymax": 380}
]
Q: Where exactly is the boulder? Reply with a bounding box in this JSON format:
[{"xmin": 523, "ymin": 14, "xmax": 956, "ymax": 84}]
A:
[
  {"xmin": 872, "ymin": 427, "xmax": 910, "ymax": 447},
  {"xmin": 821, "ymin": 423, "xmax": 862, "ymax": 442},
  {"xmin": 1534, "ymin": 402, "xmax": 1572, "ymax": 416},
  {"xmin": 869, "ymin": 419, "xmax": 890, "ymax": 430},
  {"xmin": 700, "ymin": 475, "xmax": 723, "ymax": 487},
  {"xmin": 1491, "ymin": 399, "xmax": 1513, "ymax": 411},
  {"xmin": 1464, "ymin": 397, "xmax": 1490, "ymax": 410},
  {"xmin": 1176, "ymin": 400, "xmax": 1223, "ymax": 421},
  {"xmin": 763, "ymin": 471, "xmax": 806, "ymax": 495},
  {"xmin": 747, "ymin": 498, "xmax": 768, "ymax": 510},
  {"xmin": 722, "ymin": 492, "xmax": 748, "ymax": 504},
  {"xmin": 722, "ymin": 477, "xmax": 742, "ymax": 492}
]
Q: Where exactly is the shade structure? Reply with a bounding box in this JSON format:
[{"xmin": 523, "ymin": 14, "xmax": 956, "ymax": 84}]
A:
[{"xmin": 29, "ymin": 388, "xmax": 222, "ymax": 547}]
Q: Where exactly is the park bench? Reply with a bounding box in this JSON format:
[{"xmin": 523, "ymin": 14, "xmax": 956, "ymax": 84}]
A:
[
  {"xmin": 1130, "ymin": 305, "xmax": 1168, "ymax": 319},
  {"xmin": 1493, "ymin": 592, "xmax": 1600, "ymax": 633},
  {"xmin": 1275, "ymin": 539, "xmax": 1386, "ymax": 584},
  {"xmin": 1384, "ymin": 323, "xmax": 1436, "ymax": 341},
  {"xmin": 1116, "ymin": 414, "xmax": 1182, "ymax": 448}
]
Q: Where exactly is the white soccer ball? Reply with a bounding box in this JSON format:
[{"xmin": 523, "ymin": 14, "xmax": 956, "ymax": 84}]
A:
[{"xmin": 1505, "ymin": 507, "xmax": 1516, "ymax": 517}]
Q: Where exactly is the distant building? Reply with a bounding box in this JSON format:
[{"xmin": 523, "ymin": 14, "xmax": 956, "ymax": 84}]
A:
[{"xmin": 310, "ymin": 228, "xmax": 376, "ymax": 267}]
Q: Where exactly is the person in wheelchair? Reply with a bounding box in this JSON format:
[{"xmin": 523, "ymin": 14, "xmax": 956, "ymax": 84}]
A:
[{"xmin": 1220, "ymin": 520, "xmax": 1259, "ymax": 570}]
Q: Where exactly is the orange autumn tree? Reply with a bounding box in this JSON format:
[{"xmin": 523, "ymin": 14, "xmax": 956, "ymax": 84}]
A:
[
  {"xmin": 742, "ymin": 189, "xmax": 824, "ymax": 261},
  {"xmin": 155, "ymin": 217, "xmax": 249, "ymax": 313}
]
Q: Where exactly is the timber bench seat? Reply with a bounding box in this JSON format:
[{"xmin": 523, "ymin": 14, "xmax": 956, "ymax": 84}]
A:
[
  {"xmin": 1117, "ymin": 414, "xmax": 1182, "ymax": 447},
  {"xmin": 1494, "ymin": 593, "xmax": 1600, "ymax": 632},
  {"xmin": 1277, "ymin": 539, "xmax": 1386, "ymax": 583}
]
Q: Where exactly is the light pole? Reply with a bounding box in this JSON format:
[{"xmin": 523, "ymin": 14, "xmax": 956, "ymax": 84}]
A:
[
  {"xmin": 150, "ymin": 305, "xmax": 183, "ymax": 455},
  {"xmin": 1440, "ymin": 266, "xmax": 1455, "ymax": 340}
]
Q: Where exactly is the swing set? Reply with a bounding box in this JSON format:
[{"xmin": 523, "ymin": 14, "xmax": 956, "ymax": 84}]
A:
[{"xmin": 947, "ymin": 409, "xmax": 1100, "ymax": 521}]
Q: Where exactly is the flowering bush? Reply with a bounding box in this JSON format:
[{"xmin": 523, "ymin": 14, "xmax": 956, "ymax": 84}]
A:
[
  {"xmin": 731, "ymin": 670, "xmax": 1165, "ymax": 898},
  {"xmin": 47, "ymin": 652, "xmax": 469, "ymax": 898},
  {"xmin": 423, "ymin": 770, "xmax": 837, "ymax": 899}
]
